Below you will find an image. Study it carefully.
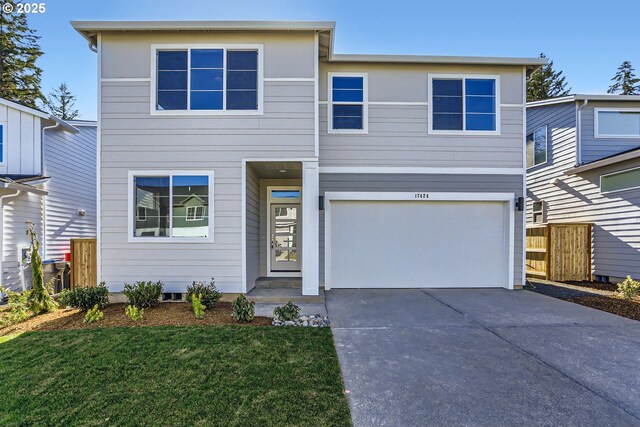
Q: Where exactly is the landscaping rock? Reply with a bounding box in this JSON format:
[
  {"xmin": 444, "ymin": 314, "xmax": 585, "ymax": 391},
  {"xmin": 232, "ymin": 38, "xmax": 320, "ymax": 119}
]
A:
[{"xmin": 272, "ymin": 313, "xmax": 331, "ymax": 328}]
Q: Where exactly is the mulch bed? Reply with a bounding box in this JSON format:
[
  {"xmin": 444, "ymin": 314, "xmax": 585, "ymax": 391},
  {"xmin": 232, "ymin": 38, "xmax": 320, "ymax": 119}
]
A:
[
  {"xmin": 562, "ymin": 280, "xmax": 618, "ymax": 292},
  {"xmin": 0, "ymin": 302, "xmax": 271, "ymax": 336},
  {"xmin": 565, "ymin": 296, "xmax": 640, "ymax": 321}
]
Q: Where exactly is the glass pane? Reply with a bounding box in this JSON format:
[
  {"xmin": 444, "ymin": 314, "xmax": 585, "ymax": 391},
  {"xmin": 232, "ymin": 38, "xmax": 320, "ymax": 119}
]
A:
[
  {"xmin": 598, "ymin": 111, "xmax": 640, "ymax": 136},
  {"xmin": 601, "ymin": 168, "xmax": 640, "ymax": 193},
  {"xmin": 275, "ymin": 234, "xmax": 297, "ymax": 248},
  {"xmin": 465, "ymin": 96, "xmax": 495, "ymax": 113},
  {"xmin": 274, "ymin": 249, "xmax": 298, "ymax": 262},
  {"xmin": 534, "ymin": 127, "xmax": 547, "ymax": 165},
  {"xmin": 191, "ymin": 49, "xmax": 223, "ymax": 69},
  {"xmin": 190, "ymin": 91, "xmax": 223, "ymax": 110},
  {"xmin": 332, "ymin": 89, "xmax": 363, "ymax": 103},
  {"xmin": 227, "ymin": 90, "xmax": 257, "ymax": 110},
  {"xmin": 333, "ymin": 76, "xmax": 363, "ymax": 90},
  {"xmin": 333, "ymin": 105, "xmax": 363, "ymax": 130},
  {"xmin": 227, "ymin": 51, "xmax": 258, "ymax": 70},
  {"xmin": 432, "ymin": 79, "xmax": 462, "ymax": 96},
  {"xmin": 172, "ymin": 175, "xmax": 209, "ymax": 237},
  {"xmin": 432, "ymin": 113, "xmax": 462, "ymax": 130},
  {"xmin": 227, "ymin": 70, "xmax": 257, "ymax": 90},
  {"xmin": 333, "ymin": 105, "xmax": 362, "ymax": 117},
  {"xmin": 466, "ymin": 113, "xmax": 496, "ymax": 131},
  {"xmin": 135, "ymin": 176, "xmax": 170, "ymax": 237},
  {"xmin": 191, "ymin": 69, "xmax": 223, "ymax": 90},
  {"xmin": 157, "ymin": 91, "xmax": 187, "ymax": 110},
  {"xmin": 158, "ymin": 71, "xmax": 187, "ymax": 90},
  {"xmin": 465, "ymin": 79, "xmax": 495, "ymax": 96},
  {"xmin": 526, "ymin": 132, "xmax": 535, "ymax": 168},
  {"xmin": 271, "ymin": 190, "xmax": 300, "ymax": 199},
  {"xmin": 333, "ymin": 116, "xmax": 363, "ymax": 130},
  {"xmin": 432, "ymin": 96, "xmax": 462, "ymax": 113},
  {"xmin": 158, "ymin": 51, "xmax": 187, "ymax": 71},
  {"xmin": 533, "ymin": 201, "xmax": 542, "ymax": 212}
]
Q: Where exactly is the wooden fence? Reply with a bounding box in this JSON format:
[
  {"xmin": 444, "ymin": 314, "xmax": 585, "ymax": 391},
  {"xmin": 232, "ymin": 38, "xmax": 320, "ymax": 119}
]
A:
[
  {"xmin": 70, "ymin": 238, "xmax": 97, "ymax": 289},
  {"xmin": 525, "ymin": 223, "xmax": 592, "ymax": 282}
]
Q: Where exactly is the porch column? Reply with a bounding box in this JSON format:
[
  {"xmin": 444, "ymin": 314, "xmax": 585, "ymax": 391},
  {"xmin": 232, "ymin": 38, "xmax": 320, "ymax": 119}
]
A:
[{"xmin": 302, "ymin": 160, "xmax": 319, "ymax": 296}]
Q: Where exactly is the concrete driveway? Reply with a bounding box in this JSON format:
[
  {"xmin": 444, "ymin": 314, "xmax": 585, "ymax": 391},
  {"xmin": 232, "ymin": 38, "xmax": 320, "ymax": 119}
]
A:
[{"xmin": 326, "ymin": 289, "xmax": 640, "ymax": 427}]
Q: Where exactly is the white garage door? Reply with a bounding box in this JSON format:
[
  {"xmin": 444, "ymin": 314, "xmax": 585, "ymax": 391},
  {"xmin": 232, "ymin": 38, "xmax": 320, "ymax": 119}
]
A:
[{"xmin": 328, "ymin": 200, "xmax": 510, "ymax": 288}]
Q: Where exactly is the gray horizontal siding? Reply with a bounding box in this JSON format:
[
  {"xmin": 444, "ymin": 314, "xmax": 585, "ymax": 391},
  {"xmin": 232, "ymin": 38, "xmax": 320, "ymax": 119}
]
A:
[
  {"xmin": 580, "ymin": 101, "xmax": 640, "ymax": 164},
  {"xmin": 44, "ymin": 125, "xmax": 97, "ymax": 260},
  {"xmin": 319, "ymin": 173, "xmax": 525, "ymax": 287}
]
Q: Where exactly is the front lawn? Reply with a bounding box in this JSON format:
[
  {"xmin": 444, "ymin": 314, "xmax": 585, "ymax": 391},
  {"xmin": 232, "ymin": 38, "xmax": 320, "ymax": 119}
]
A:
[{"xmin": 0, "ymin": 326, "xmax": 352, "ymax": 427}]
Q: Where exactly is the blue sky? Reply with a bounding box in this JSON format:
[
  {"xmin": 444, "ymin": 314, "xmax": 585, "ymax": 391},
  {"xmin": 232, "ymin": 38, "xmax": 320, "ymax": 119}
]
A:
[{"xmin": 25, "ymin": 0, "xmax": 640, "ymax": 119}]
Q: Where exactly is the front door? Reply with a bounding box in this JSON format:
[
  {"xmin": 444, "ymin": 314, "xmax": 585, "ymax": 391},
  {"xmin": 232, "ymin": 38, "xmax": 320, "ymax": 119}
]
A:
[{"xmin": 270, "ymin": 203, "xmax": 301, "ymax": 272}]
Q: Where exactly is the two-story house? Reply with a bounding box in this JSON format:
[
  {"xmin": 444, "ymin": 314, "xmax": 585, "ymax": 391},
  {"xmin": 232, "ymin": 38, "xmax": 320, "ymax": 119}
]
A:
[
  {"xmin": 72, "ymin": 20, "xmax": 545, "ymax": 296},
  {"xmin": 0, "ymin": 97, "xmax": 97, "ymax": 292},
  {"xmin": 527, "ymin": 95, "xmax": 640, "ymax": 283}
]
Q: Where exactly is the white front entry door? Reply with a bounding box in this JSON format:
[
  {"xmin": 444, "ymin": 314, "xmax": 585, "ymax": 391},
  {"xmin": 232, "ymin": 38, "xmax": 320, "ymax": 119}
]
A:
[{"xmin": 270, "ymin": 203, "xmax": 301, "ymax": 272}]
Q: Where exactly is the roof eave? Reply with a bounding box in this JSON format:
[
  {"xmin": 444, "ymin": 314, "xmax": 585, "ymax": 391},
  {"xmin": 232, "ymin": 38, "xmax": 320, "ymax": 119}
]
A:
[
  {"xmin": 328, "ymin": 53, "xmax": 547, "ymax": 68},
  {"xmin": 565, "ymin": 149, "xmax": 640, "ymax": 175}
]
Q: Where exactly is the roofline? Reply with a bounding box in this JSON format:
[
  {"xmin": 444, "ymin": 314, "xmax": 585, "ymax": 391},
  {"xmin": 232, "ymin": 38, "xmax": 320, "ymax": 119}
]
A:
[
  {"xmin": 328, "ymin": 53, "xmax": 547, "ymax": 67},
  {"xmin": 0, "ymin": 97, "xmax": 79, "ymax": 134},
  {"xmin": 528, "ymin": 94, "xmax": 640, "ymax": 108},
  {"xmin": 566, "ymin": 148, "xmax": 640, "ymax": 175}
]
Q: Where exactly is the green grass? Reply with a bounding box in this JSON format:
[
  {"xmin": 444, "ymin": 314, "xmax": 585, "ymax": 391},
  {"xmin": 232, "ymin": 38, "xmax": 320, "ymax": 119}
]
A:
[{"xmin": 0, "ymin": 326, "xmax": 352, "ymax": 427}]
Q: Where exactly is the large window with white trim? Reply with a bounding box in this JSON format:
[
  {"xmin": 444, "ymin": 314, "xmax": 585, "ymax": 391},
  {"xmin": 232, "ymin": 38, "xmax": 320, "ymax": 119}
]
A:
[
  {"xmin": 329, "ymin": 74, "xmax": 367, "ymax": 132},
  {"xmin": 595, "ymin": 109, "xmax": 640, "ymax": 138},
  {"xmin": 600, "ymin": 167, "xmax": 640, "ymax": 194},
  {"xmin": 132, "ymin": 172, "xmax": 213, "ymax": 239},
  {"xmin": 155, "ymin": 47, "xmax": 259, "ymax": 112},
  {"xmin": 430, "ymin": 76, "xmax": 497, "ymax": 132},
  {"xmin": 526, "ymin": 126, "xmax": 548, "ymax": 168}
]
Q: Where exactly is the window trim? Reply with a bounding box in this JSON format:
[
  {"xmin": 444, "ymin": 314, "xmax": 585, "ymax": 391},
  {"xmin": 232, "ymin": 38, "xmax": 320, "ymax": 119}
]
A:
[
  {"xmin": 526, "ymin": 125, "xmax": 548, "ymax": 170},
  {"xmin": 428, "ymin": 73, "xmax": 501, "ymax": 135},
  {"xmin": 532, "ymin": 200, "xmax": 544, "ymax": 224},
  {"xmin": 594, "ymin": 108, "xmax": 640, "ymax": 139},
  {"xmin": 0, "ymin": 123, "xmax": 6, "ymax": 165},
  {"xmin": 600, "ymin": 166, "xmax": 640, "ymax": 195},
  {"xmin": 127, "ymin": 170, "xmax": 215, "ymax": 243},
  {"xmin": 150, "ymin": 44, "xmax": 264, "ymax": 116},
  {"xmin": 327, "ymin": 72, "xmax": 368, "ymax": 134}
]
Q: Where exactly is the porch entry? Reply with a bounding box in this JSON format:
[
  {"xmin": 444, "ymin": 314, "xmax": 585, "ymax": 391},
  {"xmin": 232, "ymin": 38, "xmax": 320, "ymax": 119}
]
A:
[{"xmin": 267, "ymin": 186, "xmax": 302, "ymax": 276}]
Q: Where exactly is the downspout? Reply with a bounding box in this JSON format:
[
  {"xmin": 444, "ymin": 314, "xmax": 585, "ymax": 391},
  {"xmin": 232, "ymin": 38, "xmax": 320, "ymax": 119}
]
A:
[
  {"xmin": 0, "ymin": 190, "xmax": 22, "ymax": 292},
  {"xmin": 576, "ymin": 99, "xmax": 589, "ymax": 166},
  {"xmin": 41, "ymin": 122, "xmax": 59, "ymax": 260}
]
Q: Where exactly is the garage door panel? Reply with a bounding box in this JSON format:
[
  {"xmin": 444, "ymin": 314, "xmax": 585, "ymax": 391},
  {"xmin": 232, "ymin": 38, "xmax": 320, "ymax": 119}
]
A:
[{"xmin": 330, "ymin": 200, "xmax": 508, "ymax": 288}]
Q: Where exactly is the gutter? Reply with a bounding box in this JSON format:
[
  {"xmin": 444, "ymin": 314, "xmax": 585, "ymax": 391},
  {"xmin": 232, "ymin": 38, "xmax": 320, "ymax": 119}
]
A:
[{"xmin": 576, "ymin": 99, "xmax": 589, "ymax": 166}]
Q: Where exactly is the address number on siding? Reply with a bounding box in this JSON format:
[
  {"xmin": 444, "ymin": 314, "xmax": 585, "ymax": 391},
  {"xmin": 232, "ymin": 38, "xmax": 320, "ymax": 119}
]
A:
[{"xmin": 414, "ymin": 193, "xmax": 429, "ymax": 199}]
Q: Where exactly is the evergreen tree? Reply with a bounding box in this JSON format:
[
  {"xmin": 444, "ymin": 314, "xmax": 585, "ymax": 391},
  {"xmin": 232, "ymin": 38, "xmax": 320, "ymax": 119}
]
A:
[
  {"xmin": 45, "ymin": 83, "xmax": 79, "ymax": 120},
  {"xmin": 25, "ymin": 221, "xmax": 57, "ymax": 315},
  {"xmin": 527, "ymin": 53, "xmax": 571, "ymax": 101},
  {"xmin": 0, "ymin": 0, "xmax": 44, "ymax": 107},
  {"xmin": 607, "ymin": 61, "xmax": 640, "ymax": 95}
]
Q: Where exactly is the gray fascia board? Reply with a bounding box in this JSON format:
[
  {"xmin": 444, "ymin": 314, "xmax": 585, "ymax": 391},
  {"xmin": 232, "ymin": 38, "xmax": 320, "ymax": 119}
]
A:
[
  {"xmin": 528, "ymin": 94, "xmax": 640, "ymax": 108},
  {"xmin": 566, "ymin": 149, "xmax": 640, "ymax": 175},
  {"xmin": 328, "ymin": 53, "xmax": 548, "ymax": 67}
]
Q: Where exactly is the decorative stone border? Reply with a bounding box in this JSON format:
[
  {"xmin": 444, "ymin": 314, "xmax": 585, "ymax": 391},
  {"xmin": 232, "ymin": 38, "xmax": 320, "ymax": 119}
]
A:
[{"xmin": 272, "ymin": 314, "xmax": 330, "ymax": 327}]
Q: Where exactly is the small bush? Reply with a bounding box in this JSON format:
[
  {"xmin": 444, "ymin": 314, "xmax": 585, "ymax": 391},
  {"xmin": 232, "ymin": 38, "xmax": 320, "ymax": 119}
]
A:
[
  {"xmin": 191, "ymin": 293, "xmax": 206, "ymax": 320},
  {"xmin": 0, "ymin": 288, "xmax": 32, "ymax": 327},
  {"xmin": 273, "ymin": 301, "xmax": 300, "ymax": 321},
  {"xmin": 231, "ymin": 295, "xmax": 255, "ymax": 323},
  {"xmin": 186, "ymin": 278, "xmax": 222, "ymax": 309},
  {"xmin": 125, "ymin": 305, "xmax": 144, "ymax": 321},
  {"xmin": 83, "ymin": 304, "xmax": 104, "ymax": 324},
  {"xmin": 25, "ymin": 221, "xmax": 58, "ymax": 314},
  {"xmin": 617, "ymin": 275, "xmax": 640, "ymax": 300},
  {"xmin": 60, "ymin": 282, "xmax": 109, "ymax": 311},
  {"xmin": 123, "ymin": 281, "xmax": 163, "ymax": 308}
]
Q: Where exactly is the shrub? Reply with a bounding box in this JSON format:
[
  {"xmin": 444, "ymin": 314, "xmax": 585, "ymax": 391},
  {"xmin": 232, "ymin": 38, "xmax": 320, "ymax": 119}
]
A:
[
  {"xmin": 125, "ymin": 305, "xmax": 144, "ymax": 321},
  {"xmin": 273, "ymin": 301, "xmax": 301, "ymax": 321},
  {"xmin": 60, "ymin": 282, "xmax": 109, "ymax": 311},
  {"xmin": 231, "ymin": 295, "xmax": 255, "ymax": 323},
  {"xmin": 83, "ymin": 304, "xmax": 104, "ymax": 324},
  {"xmin": 186, "ymin": 278, "xmax": 222, "ymax": 309},
  {"xmin": 25, "ymin": 221, "xmax": 57, "ymax": 314},
  {"xmin": 617, "ymin": 275, "xmax": 640, "ymax": 300},
  {"xmin": 0, "ymin": 288, "xmax": 32, "ymax": 327},
  {"xmin": 191, "ymin": 293, "xmax": 205, "ymax": 320},
  {"xmin": 123, "ymin": 281, "xmax": 163, "ymax": 308}
]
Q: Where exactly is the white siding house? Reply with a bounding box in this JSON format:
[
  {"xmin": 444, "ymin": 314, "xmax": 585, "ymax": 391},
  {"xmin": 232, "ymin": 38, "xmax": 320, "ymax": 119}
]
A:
[
  {"xmin": 0, "ymin": 97, "xmax": 96, "ymax": 292},
  {"xmin": 73, "ymin": 20, "xmax": 545, "ymax": 296}
]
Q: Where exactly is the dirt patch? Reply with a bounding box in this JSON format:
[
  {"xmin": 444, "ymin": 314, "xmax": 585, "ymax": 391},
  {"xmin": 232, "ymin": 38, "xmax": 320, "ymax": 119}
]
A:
[
  {"xmin": 0, "ymin": 302, "xmax": 271, "ymax": 336},
  {"xmin": 566, "ymin": 296, "xmax": 640, "ymax": 321},
  {"xmin": 562, "ymin": 280, "xmax": 618, "ymax": 292}
]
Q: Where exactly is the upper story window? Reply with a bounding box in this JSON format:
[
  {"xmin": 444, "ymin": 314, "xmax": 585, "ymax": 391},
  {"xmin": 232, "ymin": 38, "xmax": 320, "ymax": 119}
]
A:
[
  {"xmin": 329, "ymin": 73, "xmax": 368, "ymax": 133},
  {"xmin": 154, "ymin": 45, "xmax": 261, "ymax": 114},
  {"xmin": 526, "ymin": 125, "xmax": 548, "ymax": 168},
  {"xmin": 131, "ymin": 172, "xmax": 214, "ymax": 241},
  {"xmin": 600, "ymin": 167, "xmax": 640, "ymax": 194},
  {"xmin": 595, "ymin": 109, "xmax": 640, "ymax": 138},
  {"xmin": 429, "ymin": 75, "xmax": 498, "ymax": 133}
]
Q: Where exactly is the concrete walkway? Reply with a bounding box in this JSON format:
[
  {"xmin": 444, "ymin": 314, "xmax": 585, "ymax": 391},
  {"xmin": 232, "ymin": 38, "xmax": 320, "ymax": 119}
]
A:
[{"xmin": 326, "ymin": 289, "xmax": 640, "ymax": 427}]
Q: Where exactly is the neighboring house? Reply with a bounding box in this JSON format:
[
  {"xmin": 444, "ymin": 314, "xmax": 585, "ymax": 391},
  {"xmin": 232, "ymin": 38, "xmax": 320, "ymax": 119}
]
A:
[
  {"xmin": 526, "ymin": 94, "xmax": 640, "ymax": 282},
  {"xmin": 0, "ymin": 97, "xmax": 97, "ymax": 292},
  {"xmin": 72, "ymin": 20, "xmax": 545, "ymax": 296}
]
